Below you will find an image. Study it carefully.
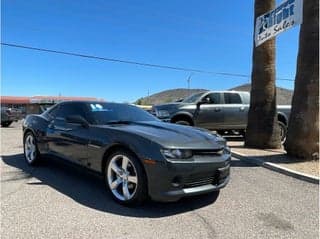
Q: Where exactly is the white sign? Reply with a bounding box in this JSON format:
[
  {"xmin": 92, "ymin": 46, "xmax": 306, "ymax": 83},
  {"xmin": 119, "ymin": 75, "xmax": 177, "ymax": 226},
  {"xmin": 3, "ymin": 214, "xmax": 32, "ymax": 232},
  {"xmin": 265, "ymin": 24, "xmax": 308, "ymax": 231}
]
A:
[{"xmin": 255, "ymin": 0, "xmax": 303, "ymax": 47}]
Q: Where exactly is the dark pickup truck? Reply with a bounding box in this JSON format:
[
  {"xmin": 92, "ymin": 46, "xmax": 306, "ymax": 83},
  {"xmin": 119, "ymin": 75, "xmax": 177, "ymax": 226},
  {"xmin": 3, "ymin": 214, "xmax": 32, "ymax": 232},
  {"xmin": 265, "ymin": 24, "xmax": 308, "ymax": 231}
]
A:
[
  {"xmin": 152, "ymin": 91, "xmax": 291, "ymax": 142},
  {"xmin": 1, "ymin": 107, "xmax": 22, "ymax": 127}
]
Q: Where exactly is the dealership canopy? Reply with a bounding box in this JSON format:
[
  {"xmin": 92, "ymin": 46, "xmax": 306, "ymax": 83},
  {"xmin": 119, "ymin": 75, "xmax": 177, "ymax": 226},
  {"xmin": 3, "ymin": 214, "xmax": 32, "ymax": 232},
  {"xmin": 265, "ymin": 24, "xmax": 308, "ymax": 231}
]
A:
[
  {"xmin": 1, "ymin": 96, "xmax": 104, "ymax": 104},
  {"xmin": 255, "ymin": 0, "xmax": 303, "ymax": 47}
]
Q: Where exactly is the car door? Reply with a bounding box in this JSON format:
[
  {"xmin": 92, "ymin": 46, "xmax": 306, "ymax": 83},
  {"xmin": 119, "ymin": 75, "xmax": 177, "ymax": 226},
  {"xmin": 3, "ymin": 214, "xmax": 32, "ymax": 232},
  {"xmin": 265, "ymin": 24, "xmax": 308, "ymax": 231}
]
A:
[
  {"xmin": 222, "ymin": 92, "xmax": 248, "ymax": 128},
  {"xmin": 194, "ymin": 92, "xmax": 224, "ymax": 129},
  {"xmin": 46, "ymin": 103, "xmax": 89, "ymax": 165}
]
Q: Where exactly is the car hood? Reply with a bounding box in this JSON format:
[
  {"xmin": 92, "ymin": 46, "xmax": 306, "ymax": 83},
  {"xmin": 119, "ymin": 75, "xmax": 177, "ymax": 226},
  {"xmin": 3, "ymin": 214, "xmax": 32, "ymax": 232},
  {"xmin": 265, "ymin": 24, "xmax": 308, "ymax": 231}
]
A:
[
  {"xmin": 97, "ymin": 121, "xmax": 225, "ymax": 149},
  {"xmin": 153, "ymin": 102, "xmax": 185, "ymax": 110}
]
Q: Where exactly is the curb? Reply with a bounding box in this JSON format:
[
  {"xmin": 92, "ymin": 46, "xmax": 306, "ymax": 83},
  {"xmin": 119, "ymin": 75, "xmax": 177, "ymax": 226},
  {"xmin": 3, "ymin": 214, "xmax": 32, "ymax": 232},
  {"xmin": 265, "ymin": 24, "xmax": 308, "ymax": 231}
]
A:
[{"xmin": 231, "ymin": 151, "xmax": 319, "ymax": 185}]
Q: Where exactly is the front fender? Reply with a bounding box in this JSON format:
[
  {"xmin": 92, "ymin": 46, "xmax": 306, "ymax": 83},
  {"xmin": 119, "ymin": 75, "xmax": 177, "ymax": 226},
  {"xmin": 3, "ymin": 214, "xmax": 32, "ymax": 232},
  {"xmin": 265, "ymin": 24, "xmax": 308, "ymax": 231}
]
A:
[
  {"xmin": 22, "ymin": 115, "xmax": 49, "ymax": 154},
  {"xmin": 277, "ymin": 112, "xmax": 288, "ymax": 125},
  {"xmin": 171, "ymin": 111, "xmax": 194, "ymax": 122}
]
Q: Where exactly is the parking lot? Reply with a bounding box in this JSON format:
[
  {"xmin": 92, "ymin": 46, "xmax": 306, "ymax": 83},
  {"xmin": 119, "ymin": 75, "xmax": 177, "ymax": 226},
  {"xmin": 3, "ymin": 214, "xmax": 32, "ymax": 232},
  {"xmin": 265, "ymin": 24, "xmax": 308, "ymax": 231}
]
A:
[{"xmin": 1, "ymin": 122, "xmax": 319, "ymax": 239}]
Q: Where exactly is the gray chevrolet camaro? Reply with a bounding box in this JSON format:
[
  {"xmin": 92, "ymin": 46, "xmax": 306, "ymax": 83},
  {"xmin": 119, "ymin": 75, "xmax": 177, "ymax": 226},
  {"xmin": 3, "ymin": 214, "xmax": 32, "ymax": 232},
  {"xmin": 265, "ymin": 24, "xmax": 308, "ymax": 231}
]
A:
[{"xmin": 23, "ymin": 101, "xmax": 231, "ymax": 205}]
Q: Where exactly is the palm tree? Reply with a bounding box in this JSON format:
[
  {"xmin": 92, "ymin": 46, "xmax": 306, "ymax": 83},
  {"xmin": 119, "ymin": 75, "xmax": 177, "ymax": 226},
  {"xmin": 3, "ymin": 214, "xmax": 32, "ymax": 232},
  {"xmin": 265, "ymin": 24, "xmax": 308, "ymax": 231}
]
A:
[
  {"xmin": 284, "ymin": 0, "xmax": 319, "ymax": 159},
  {"xmin": 245, "ymin": 0, "xmax": 281, "ymax": 149}
]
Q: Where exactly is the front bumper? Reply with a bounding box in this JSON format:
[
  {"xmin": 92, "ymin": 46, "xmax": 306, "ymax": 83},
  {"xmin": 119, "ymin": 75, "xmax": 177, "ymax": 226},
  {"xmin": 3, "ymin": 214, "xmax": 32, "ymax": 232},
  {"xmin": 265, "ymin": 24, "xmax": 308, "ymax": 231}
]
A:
[{"xmin": 145, "ymin": 153, "xmax": 231, "ymax": 202}]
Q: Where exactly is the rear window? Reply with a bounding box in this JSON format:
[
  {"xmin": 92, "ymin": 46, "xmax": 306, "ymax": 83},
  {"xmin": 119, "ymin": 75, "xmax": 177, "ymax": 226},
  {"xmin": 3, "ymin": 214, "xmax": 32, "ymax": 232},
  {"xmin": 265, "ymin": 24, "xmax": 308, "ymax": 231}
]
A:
[{"xmin": 224, "ymin": 93, "xmax": 242, "ymax": 104}]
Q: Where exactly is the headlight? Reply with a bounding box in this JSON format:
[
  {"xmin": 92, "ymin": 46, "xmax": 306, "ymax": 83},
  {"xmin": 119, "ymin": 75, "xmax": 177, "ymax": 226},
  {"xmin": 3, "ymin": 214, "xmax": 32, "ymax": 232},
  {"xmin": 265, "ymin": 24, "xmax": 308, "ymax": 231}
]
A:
[
  {"xmin": 156, "ymin": 110, "xmax": 170, "ymax": 118},
  {"xmin": 161, "ymin": 149, "xmax": 193, "ymax": 160},
  {"xmin": 223, "ymin": 146, "xmax": 231, "ymax": 154}
]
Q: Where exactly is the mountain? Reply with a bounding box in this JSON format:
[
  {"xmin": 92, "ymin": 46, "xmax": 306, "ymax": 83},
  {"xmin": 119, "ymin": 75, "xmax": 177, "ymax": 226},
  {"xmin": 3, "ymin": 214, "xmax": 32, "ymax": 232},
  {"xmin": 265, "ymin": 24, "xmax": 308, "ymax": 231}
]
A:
[
  {"xmin": 229, "ymin": 83, "xmax": 293, "ymax": 105},
  {"xmin": 135, "ymin": 84, "xmax": 293, "ymax": 105},
  {"xmin": 135, "ymin": 88, "xmax": 207, "ymax": 105}
]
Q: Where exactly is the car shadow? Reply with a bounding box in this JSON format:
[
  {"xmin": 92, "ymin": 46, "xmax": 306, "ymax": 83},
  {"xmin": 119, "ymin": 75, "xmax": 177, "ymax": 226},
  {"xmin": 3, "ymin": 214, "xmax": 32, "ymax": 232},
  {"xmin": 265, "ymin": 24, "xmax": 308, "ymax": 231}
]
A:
[{"xmin": 2, "ymin": 154, "xmax": 222, "ymax": 218}]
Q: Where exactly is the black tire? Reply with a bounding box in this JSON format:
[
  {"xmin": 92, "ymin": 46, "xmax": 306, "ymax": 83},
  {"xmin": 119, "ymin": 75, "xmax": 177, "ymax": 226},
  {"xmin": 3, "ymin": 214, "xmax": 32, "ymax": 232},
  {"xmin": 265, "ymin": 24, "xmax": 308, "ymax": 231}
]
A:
[
  {"xmin": 104, "ymin": 149, "xmax": 147, "ymax": 205},
  {"xmin": 1, "ymin": 121, "xmax": 12, "ymax": 127},
  {"xmin": 278, "ymin": 121, "xmax": 287, "ymax": 144},
  {"xmin": 239, "ymin": 130, "xmax": 246, "ymax": 138},
  {"xmin": 23, "ymin": 132, "xmax": 41, "ymax": 165},
  {"xmin": 216, "ymin": 130, "xmax": 226, "ymax": 135}
]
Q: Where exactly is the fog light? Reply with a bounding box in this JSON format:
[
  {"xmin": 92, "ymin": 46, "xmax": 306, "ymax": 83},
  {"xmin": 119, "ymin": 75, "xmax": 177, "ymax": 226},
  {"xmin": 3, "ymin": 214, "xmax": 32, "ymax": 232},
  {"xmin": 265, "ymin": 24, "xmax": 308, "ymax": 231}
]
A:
[{"xmin": 172, "ymin": 176, "xmax": 182, "ymax": 187}]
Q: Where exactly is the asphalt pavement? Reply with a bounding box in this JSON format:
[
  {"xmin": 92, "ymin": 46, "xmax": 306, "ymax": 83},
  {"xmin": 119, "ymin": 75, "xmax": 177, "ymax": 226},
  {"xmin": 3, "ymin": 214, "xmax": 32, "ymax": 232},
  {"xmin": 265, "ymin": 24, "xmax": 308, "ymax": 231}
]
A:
[{"xmin": 1, "ymin": 122, "xmax": 319, "ymax": 239}]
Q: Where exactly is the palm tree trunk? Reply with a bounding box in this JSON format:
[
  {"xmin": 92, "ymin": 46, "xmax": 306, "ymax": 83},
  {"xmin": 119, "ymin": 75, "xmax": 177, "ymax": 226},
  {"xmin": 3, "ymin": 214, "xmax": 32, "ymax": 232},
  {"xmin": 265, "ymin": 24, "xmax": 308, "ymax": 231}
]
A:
[
  {"xmin": 245, "ymin": 0, "xmax": 281, "ymax": 149},
  {"xmin": 284, "ymin": 0, "xmax": 319, "ymax": 159}
]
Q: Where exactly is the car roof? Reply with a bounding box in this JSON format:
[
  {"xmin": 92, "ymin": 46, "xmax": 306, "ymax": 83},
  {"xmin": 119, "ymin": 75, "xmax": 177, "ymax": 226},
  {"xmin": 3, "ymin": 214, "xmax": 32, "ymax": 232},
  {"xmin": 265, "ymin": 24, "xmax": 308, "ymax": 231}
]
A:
[
  {"xmin": 206, "ymin": 90, "xmax": 250, "ymax": 94},
  {"xmin": 58, "ymin": 101, "xmax": 111, "ymax": 105},
  {"xmin": 56, "ymin": 101, "xmax": 135, "ymax": 107}
]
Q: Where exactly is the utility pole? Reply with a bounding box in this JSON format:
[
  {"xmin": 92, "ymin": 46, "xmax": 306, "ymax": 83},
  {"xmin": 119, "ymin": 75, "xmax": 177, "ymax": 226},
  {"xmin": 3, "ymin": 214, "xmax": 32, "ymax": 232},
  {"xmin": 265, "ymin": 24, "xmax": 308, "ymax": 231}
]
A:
[
  {"xmin": 187, "ymin": 73, "xmax": 193, "ymax": 90},
  {"xmin": 146, "ymin": 89, "xmax": 150, "ymax": 105}
]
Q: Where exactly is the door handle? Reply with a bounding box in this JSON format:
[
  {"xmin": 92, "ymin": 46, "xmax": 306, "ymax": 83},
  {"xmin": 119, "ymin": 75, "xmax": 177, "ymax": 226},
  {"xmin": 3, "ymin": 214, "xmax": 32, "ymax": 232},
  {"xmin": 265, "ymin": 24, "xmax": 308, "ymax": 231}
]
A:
[
  {"xmin": 54, "ymin": 126, "xmax": 73, "ymax": 131},
  {"xmin": 48, "ymin": 123, "xmax": 55, "ymax": 129},
  {"xmin": 239, "ymin": 107, "xmax": 245, "ymax": 111},
  {"xmin": 214, "ymin": 108, "xmax": 221, "ymax": 112}
]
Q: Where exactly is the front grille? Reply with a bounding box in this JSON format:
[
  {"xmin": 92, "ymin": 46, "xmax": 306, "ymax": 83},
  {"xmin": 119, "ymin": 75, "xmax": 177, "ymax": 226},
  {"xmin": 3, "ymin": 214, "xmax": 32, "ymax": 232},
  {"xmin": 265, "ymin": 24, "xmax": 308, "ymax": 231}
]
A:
[
  {"xmin": 192, "ymin": 148, "xmax": 224, "ymax": 156},
  {"xmin": 183, "ymin": 171, "xmax": 219, "ymax": 188}
]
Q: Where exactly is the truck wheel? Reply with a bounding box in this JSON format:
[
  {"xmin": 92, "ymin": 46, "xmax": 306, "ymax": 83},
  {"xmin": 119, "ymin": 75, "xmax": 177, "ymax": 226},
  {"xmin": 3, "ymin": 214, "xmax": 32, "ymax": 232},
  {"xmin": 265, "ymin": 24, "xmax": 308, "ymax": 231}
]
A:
[
  {"xmin": 278, "ymin": 121, "xmax": 287, "ymax": 144},
  {"xmin": 239, "ymin": 130, "xmax": 246, "ymax": 138},
  {"xmin": 1, "ymin": 121, "xmax": 12, "ymax": 127},
  {"xmin": 175, "ymin": 120, "xmax": 191, "ymax": 126}
]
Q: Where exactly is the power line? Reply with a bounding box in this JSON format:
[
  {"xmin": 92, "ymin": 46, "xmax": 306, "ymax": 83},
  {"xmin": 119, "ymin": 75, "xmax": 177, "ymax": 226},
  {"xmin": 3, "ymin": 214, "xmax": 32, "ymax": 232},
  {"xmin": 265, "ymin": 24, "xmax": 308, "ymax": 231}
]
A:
[{"xmin": 1, "ymin": 42, "xmax": 294, "ymax": 81}]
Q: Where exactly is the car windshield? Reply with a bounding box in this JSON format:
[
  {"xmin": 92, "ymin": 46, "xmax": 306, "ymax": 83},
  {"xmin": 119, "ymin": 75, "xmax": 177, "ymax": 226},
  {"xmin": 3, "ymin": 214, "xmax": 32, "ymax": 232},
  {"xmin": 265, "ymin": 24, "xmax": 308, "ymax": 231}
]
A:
[
  {"xmin": 86, "ymin": 103, "xmax": 158, "ymax": 125},
  {"xmin": 182, "ymin": 92, "xmax": 206, "ymax": 103}
]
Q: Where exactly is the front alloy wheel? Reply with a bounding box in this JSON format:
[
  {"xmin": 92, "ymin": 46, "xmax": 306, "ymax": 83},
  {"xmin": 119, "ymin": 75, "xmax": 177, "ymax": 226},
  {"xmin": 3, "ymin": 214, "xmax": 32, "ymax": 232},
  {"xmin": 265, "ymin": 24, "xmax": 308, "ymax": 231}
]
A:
[{"xmin": 105, "ymin": 150, "xmax": 147, "ymax": 205}]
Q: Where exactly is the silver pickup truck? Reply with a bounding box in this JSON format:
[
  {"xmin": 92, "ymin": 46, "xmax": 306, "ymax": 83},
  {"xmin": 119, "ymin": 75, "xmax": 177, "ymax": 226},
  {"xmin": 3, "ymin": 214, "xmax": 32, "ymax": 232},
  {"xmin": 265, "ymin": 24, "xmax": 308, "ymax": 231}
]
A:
[{"xmin": 152, "ymin": 91, "xmax": 291, "ymax": 142}]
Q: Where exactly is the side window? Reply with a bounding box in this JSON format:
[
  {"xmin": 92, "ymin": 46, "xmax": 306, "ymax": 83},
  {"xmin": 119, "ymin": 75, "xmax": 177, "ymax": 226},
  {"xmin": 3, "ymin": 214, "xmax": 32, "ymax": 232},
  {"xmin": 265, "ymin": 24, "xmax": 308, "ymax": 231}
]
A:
[
  {"xmin": 49, "ymin": 104, "xmax": 87, "ymax": 120},
  {"xmin": 224, "ymin": 93, "xmax": 242, "ymax": 104},
  {"xmin": 204, "ymin": 93, "xmax": 221, "ymax": 104},
  {"xmin": 61, "ymin": 104, "xmax": 86, "ymax": 119},
  {"xmin": 46, "ymin": 105, "xmax": 60, "ymax": 119}
]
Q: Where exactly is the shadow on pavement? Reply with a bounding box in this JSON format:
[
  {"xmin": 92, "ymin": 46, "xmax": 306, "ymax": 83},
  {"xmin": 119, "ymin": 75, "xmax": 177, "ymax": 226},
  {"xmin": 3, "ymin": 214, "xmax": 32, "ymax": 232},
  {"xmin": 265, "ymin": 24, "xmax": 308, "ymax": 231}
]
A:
[
  {"xmin": 2, "ymin": 154, "xmax": 223, "ymax": 218},
  {"xmin": 246, "ymin": 154, "xmax": 317, "ymax": 164}
]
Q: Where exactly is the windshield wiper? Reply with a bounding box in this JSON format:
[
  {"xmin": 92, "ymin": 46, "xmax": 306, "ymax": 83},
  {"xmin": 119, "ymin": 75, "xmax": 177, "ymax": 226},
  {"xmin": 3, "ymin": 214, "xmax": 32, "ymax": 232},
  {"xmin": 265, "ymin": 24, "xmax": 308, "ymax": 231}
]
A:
[{"xmin": 105, "ymin": 120, "xmax": 132, "ymax": 125}]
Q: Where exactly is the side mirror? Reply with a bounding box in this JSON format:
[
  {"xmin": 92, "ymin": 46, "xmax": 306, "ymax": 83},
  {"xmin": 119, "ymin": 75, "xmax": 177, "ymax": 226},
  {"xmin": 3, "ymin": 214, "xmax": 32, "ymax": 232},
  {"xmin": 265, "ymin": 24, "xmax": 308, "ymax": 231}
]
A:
[
  {"xmin": 197, "ymin": 97, "xmax": 210, "ymax": 106},
  {"xmin": 66, "ymin": 115, "xmax": 89, "ymax": 128}
]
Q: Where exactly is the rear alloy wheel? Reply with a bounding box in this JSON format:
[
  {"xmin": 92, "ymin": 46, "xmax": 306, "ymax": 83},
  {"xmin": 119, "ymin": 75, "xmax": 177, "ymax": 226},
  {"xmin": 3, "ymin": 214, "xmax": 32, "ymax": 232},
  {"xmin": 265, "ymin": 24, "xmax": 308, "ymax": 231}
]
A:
[
  {"xmin": 105, "ymin": 150, "xmax": 147, "ymax": 205},
  {"xmin": 23, "ymin": 132, "xmax": 40, "ymax": 165},
  {"xmin": 278, "ymin": 121, "xmax": 287, "ymax": 144}
]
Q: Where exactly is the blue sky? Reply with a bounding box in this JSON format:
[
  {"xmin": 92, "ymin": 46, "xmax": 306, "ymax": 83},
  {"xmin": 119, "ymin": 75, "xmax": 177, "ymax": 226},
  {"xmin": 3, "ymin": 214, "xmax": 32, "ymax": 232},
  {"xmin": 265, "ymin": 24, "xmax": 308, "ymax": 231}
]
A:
[{"xmin": 1, "ymin": 0, "xmax": 300, "ymax": 102}]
